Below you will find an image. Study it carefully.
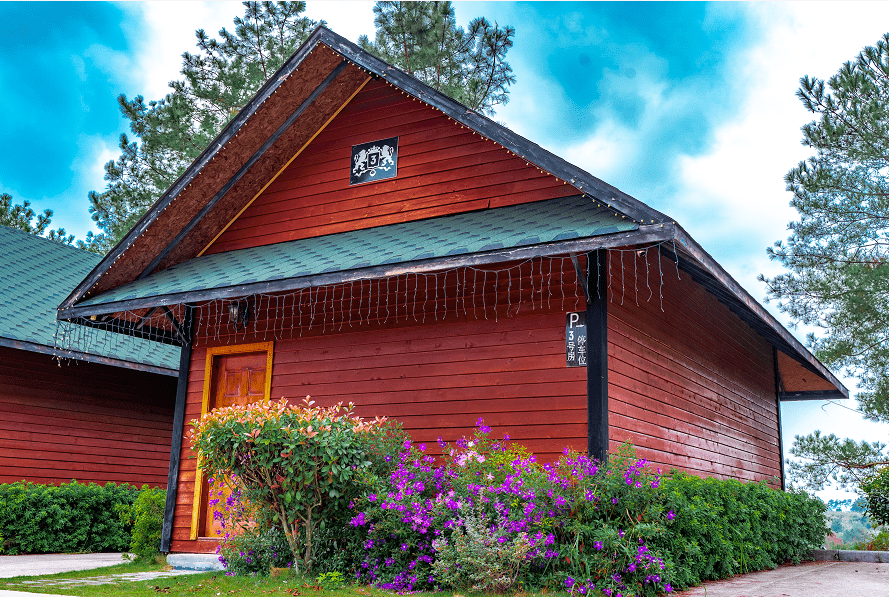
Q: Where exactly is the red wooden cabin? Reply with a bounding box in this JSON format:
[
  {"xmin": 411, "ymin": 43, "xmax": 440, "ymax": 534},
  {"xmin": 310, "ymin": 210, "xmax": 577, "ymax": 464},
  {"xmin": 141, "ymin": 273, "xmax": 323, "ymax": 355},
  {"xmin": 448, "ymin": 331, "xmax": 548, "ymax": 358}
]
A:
[
  {"xmin": 0, "ymin": 225, "xmax": 178, "ymax": 487},
  {"xmin": 56, "ymin": 28, "xmax": 846, "ymax": 558}
]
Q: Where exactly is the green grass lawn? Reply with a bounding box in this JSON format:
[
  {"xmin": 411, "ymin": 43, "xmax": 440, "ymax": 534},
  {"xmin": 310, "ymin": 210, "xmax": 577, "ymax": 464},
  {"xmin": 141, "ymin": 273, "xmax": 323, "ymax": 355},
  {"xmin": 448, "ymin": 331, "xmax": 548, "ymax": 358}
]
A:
[{"xmin": 0, "ymin": 561, "xmax": 564, "ymax": 597}]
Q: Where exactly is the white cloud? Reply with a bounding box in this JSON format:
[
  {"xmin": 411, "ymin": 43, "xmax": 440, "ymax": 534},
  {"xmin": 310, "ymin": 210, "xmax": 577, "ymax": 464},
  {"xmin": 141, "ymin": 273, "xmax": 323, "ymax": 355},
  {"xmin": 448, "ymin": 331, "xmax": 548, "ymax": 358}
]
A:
[
  {"xmin": 117, "ymin": 1, "xmax": 242, "ymax": 100},
  {"xmin": 662, "ymin": 2, "xmax": 889, "ymax": 492}
]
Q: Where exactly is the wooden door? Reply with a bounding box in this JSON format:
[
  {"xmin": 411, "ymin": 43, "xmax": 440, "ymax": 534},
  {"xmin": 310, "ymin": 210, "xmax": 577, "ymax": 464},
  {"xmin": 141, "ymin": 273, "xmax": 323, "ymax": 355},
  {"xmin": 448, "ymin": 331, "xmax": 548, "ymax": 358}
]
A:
[{"xmin": 201, "ymin": 351, "xmax": 268, "ymax": 538}]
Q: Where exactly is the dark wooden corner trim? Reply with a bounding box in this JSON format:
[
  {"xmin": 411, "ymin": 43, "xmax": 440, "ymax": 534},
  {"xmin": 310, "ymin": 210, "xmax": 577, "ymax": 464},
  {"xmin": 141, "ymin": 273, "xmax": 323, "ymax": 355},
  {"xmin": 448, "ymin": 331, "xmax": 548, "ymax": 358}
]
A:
[
  {"xmin": 161, "ymin": 306, "xmax": 194, "ymax": 553},
  {"xmin": 587, "ymin": 249, "xmax": 609, "ymax": 462}
]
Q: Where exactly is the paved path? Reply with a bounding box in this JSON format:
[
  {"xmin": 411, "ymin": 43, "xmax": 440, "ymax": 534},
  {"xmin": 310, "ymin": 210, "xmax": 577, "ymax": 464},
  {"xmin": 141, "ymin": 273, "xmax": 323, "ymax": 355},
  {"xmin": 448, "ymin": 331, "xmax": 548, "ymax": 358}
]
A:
[
  {"xmin": 0, "ymin": 554, "xmax": 129, "ymax": 579},
  {"xmin": 674, "ymin": 560, "xmax": 889, "ymax": 597},
  {"xmin": 0, "ymin": 552, "xmax": 205, "ymax": 597}
]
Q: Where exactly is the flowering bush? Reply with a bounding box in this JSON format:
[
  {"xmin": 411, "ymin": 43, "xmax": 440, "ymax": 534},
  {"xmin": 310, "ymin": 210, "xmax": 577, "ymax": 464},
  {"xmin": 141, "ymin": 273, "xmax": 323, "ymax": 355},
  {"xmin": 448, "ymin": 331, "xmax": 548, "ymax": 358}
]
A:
[
  {"xmin": 348, "ymin": 420, "xmax": 674, "ymax": 595},
  {"xmin": 197, "ymin": 406, "xmax": 827, "ymax": 592},
  {"xmin": 190, "ymin": 397, "xmax": 394, "ymax": 572}
]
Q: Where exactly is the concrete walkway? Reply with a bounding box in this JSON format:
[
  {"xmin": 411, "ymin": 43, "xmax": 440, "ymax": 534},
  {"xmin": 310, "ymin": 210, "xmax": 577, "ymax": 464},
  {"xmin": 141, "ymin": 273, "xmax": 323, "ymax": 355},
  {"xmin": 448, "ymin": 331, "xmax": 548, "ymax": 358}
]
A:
[
  {"xmin": 674, "ymin": 560, "xmax": 889, "ymax": 597},
  {"xmin": 0, "ymin": 553, "xmax": 129, "ymax": 579}
]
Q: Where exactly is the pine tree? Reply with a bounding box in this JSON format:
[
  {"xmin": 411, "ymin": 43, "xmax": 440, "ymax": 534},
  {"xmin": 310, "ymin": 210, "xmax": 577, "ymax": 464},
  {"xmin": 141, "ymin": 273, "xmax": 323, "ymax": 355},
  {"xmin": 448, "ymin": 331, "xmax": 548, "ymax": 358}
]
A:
[
  {"xmin": 358, "ymin": 1, "xmax": 515, "ymax": 115},
  {"xmin": 0, "ymin": 192, "xmax": 77, "ymax": 247},
  {"xmin": 762, "ymin": 35, "xmax": 889, "ymax": 500},
  {"xmin": 86, "ymin": 1, "xmax": 322, "ymax": 253}
]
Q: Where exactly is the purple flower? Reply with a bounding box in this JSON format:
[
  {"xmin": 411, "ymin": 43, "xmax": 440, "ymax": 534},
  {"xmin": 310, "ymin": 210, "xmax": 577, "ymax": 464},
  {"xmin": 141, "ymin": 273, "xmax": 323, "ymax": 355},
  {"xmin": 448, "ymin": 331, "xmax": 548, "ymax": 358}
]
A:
[
  {"xmin": 594, "ymin": 541, "xmax": 604, "ymax": 551},
  {"xmin": 667, "ymin": 509, "xmax": 675, "ymax": 520},
  {"xmin": 665, "ymin": 583, "xmax": 673, "ymax": 592}
]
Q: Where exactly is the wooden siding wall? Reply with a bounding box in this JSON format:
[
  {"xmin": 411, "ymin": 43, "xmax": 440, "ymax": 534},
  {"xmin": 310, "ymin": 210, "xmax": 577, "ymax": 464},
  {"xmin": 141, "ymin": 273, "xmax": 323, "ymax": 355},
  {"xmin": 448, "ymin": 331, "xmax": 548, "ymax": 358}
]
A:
[
  {"xmin": 206, "ymin": 79, "xmax": 575, "ymax": 255},
  {"xmin": 607, "ymin": 250, "xmax": 781, "ymax": 481},
  {"xmin": 170, "ymin": 254, "xmax": 781, "ymax": 553},
  {"xmin": 0, "ymin": 346, "xmax": 177, "ymax": 486}
]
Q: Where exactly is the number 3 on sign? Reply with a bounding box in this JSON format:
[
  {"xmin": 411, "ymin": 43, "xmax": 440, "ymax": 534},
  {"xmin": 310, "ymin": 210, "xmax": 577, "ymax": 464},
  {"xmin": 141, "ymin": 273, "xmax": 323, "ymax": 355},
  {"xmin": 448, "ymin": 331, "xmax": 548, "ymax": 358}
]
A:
[{"xmin": 566, "ymin": 312, "xmax": 587, "ymax": 367}]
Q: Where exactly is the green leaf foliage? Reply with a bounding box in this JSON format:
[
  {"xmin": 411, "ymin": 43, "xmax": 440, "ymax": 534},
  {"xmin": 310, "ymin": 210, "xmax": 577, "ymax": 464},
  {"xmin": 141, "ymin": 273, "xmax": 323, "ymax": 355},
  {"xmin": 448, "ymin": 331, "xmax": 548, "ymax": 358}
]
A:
[
  {"xmin": 762, "ymin": 32, "xmax": 889, "ymax": 420},
  {"xmin": 358, "ymin": 1, "xmax": 515, "ymax": 115},
  {"xmin": 117, "ymin": 485, "xmax": 167, "ymax": 561},
  {"xmin": 0, "ymin": 481, "xmax": 140, "ymax": 555},
  {"xmin": 189, "ymin": 397, "xmax": 400, "ymax": 574},
  {"xmin": 860, "ymin": 465, "xmax": 889, "ymax": 526},
  {"xmin": 653, "ymin": 473, "xmax": 827, "ymax": 589},
  {"xmin": 787, "ymin": 429, "xmax": 889, "ymax": 491}
]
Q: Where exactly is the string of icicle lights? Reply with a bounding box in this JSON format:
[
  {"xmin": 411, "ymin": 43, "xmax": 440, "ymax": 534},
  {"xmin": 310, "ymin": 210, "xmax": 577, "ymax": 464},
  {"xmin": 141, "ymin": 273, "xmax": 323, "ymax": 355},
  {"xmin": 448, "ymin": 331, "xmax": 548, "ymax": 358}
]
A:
[{"xmin": 53, "ymin": 242, "xmax": 681, "ymax": 362}]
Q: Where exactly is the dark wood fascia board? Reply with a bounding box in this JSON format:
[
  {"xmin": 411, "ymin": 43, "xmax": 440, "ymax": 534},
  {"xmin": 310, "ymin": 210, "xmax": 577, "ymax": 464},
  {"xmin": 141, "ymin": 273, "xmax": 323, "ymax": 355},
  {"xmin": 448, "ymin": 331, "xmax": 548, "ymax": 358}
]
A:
[
  {"xmin": 0, "ymin": 335, "xmax": 178, "ymax": 376},
  {"xmin": 317, "ymin": 29, "xmax": 670, "ymax": 227},
  {"xmin": 58, "ymin": 224, "xmax": 675, "ymax": 319},
  {"xmin": 671, "ymin": 224, "xmax": 848, "ymax": 398},
  {"xmin": 59, "ymin": 27, "xmax": 333, "ymax": 312},
  {"xmin": 778, "ymin": 390, "xmax": 848, "ymax": 401},
  {"xmin": 137, "ymin": 59, "xmax": 350, "ymax": 281}
]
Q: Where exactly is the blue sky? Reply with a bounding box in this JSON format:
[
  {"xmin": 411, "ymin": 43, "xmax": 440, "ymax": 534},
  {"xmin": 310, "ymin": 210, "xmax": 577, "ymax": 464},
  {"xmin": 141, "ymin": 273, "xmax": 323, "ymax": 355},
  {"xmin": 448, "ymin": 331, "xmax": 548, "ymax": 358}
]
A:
[{"xmin": 1, "ymin": 1, "xmax": 886, "ymax": 497}]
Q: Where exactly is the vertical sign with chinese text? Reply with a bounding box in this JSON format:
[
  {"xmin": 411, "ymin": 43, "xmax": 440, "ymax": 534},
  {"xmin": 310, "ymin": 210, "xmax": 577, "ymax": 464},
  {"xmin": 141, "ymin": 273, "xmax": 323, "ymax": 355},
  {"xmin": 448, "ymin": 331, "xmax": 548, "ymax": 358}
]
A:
[{"xmin": 566, "ymin": 312, "xmax": 587, "ymax": 367}]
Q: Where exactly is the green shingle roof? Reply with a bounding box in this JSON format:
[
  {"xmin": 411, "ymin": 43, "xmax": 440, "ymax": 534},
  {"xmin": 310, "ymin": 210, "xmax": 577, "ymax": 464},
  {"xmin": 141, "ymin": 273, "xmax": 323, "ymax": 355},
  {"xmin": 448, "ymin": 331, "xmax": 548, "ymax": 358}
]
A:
[
  {"xmin": 78, "ymin": 195, "xmax": 637, "ymax": 308},
  {"xmin": 0, "ymin": 225, "xmax": 179, "ymax": 371}
]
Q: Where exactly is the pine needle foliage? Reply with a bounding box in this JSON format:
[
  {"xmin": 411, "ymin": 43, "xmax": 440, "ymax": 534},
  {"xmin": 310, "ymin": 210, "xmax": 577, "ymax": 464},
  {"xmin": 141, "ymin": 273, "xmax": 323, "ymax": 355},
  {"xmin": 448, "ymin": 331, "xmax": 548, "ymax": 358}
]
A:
[
  {"xmin": 0, "ymin": 192, "xmax": 79, "ymax": 248},
  {"xmin": 358, "ymin": 1, "xmax": 515, "ymax": 115},
  {"xmin": 86, "ymin": 1, "xmax": 322, "ymax": 253},
  {"xmin": 762, "ymin": 33, "xmax": 889, "ymax": 492}
]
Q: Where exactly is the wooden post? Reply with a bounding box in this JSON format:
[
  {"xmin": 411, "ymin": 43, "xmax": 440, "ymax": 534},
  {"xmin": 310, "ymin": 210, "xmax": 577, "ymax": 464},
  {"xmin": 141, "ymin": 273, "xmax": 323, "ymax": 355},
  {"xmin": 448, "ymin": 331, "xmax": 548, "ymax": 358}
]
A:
[
  {"xmin": 773, "ymin": 346, "xmax": 786, "ymax": 490},
  {"xmin": 161, "ymin": 306, "xmax": 195, "ymax": 553},
  {"xmin": 587, "ymin": 250, "xmax": 609, "ymax": 462}
]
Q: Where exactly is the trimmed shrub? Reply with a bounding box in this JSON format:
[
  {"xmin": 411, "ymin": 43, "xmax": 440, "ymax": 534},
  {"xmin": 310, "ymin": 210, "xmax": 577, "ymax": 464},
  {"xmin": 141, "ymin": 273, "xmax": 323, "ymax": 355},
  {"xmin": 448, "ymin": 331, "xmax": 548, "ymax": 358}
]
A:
[
  {"xmin": 117, "ymin": 485, "xmax": 166, "ymax": 561},
  {"xmin": 0, "ymin": 480, "xmax": 139, "ymax": 554},
  {"xmin": 652, "ymin": 473, "xmax": 828, "ymax": 588}
]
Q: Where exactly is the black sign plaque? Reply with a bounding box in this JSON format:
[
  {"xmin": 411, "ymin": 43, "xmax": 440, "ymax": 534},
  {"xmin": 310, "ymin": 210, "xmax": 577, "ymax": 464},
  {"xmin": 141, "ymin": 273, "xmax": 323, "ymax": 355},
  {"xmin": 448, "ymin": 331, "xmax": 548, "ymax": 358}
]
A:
[
  {"xmin": 566, "ymin": 312, "xmax": 587, "ymax": 367},
  {"xmin": 350, "ymin": 137, "xmax": 399, "ymax": 185}
]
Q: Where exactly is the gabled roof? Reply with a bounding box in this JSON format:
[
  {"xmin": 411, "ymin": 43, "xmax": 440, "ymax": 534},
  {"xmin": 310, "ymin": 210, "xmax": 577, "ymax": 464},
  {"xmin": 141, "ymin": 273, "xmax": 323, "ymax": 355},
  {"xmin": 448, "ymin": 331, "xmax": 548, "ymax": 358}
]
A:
[
  {"xmin": 0, "ymin": 225, "xmax": 178, "ymax": 374},
  {"xmin": 58, "ymin": 26, "xmax": 667, "ymax": 313},
  {"xmin": 57, "ymin": 26, "xmax": 847, "ymax": 398}
]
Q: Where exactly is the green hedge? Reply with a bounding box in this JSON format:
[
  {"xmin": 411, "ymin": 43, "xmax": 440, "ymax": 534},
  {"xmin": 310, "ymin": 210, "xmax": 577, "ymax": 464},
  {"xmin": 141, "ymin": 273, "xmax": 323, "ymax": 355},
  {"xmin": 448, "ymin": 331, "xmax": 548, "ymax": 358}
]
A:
[
  {"xmin": 0, "ymin": 481, "xmax": 142, "ymax": 555},
  {"xmin": 654, "ymin": 472, "xmax": 828, "ymax": 588}
]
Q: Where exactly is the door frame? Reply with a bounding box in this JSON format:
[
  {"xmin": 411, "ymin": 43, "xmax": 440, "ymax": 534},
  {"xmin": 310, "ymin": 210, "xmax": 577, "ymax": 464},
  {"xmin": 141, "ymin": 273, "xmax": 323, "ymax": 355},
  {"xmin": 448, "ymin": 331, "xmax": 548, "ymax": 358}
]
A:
[{"xmin": 190, "ymin": 341, "xmax": 274, "ymax": 540}]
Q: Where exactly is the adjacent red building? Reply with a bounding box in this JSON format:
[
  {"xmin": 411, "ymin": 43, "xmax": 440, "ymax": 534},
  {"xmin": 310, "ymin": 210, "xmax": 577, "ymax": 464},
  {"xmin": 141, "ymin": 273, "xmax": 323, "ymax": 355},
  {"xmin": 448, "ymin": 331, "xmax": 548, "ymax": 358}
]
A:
[
  {"xmin": 0, "ymin": 225, "xmax": 179, "ymax": 487},
  {"xmin": 56, "ymin": 28, "xmax": 846, "ymax": 556}
]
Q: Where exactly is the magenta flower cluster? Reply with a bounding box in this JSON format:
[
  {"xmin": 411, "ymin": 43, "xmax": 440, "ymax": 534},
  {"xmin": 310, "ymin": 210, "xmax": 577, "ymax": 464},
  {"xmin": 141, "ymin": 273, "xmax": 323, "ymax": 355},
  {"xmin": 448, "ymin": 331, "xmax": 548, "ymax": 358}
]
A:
[{"xmin": 348, "ymin": 419, "xmax": 676, "ymax": 595}]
